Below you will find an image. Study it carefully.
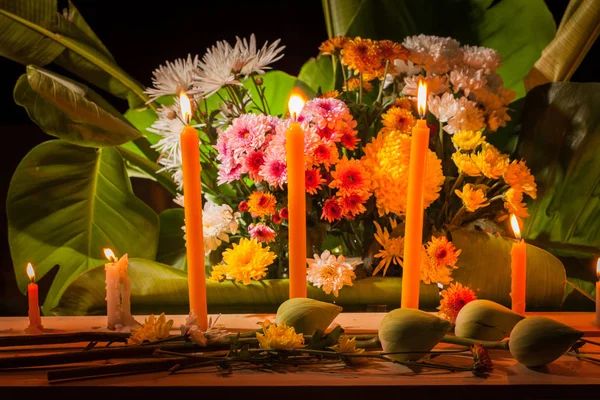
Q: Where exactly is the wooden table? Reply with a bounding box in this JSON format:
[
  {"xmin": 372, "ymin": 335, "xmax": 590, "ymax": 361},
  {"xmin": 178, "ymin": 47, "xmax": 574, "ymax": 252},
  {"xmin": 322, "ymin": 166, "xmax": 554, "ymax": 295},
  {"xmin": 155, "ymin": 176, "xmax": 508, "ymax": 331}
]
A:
[{"xmin": 1, "ymin": 313, "xmax": 600, "ymax": 399}]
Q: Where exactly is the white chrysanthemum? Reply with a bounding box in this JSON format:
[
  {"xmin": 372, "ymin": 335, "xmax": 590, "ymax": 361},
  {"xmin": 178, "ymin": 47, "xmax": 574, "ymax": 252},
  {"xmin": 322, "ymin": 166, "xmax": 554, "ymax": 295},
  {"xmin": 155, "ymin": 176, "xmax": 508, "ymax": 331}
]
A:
[
  {"xmin": 429, "ymin": 92, "xmax": 459, "ymax": 123},
  {"xmin": 444, "ymin": 97, "xmax": 486, "ymax": 134},
  {"xmin": 449, "ymin": 67, "xmax": 487, "ymax": 96},
  {"xmin": 402, "ymin": 34, "xmax": 460, "ymax": 75},
  {"xmin": 460, "ymin": 45, "xmax": 501, "ymax": 73},
  {"xmin": 144, "ymin": 54, "xmax": 199, "ymax": 104},
  {"xmin": 402, "ymin": 74, "xmax": 449, "ymax": 98},
  {"xmin": 306, "ymin": 250, "xmax": 359, "ymax": 297},
  {"xmin": 384, "ymin": 59, "xmax": 422, "ymax": 88},
  {"xmin": 193, "ymin": 34, "xmax": 284, "ymax": 98},
  {"xmin": 182, "ymin": 201, "xmax": 240, "ymax": 255}
]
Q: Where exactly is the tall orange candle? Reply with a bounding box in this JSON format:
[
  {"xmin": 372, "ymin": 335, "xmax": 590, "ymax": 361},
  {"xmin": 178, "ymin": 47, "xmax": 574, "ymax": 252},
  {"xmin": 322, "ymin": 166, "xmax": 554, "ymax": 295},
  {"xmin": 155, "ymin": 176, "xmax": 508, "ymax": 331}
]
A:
[
  {"xmin": 510, "ymin": 214, "xmax": 527, "ymax": 315},
  {"xmin": 286, "ymin": 93, "xmax": 307, "ymax": 299},
  {"xmin": 180, "ymin": 92, "xmax": 208, "ymax": 331},
  {"xmin": 26, "ymin": 263, "xmax": 43, "ymax": 333},
  {"xmin": 595, "ymin": 259, "xmax": 600, "ymax": 326},
  {"xmin": 401, "ymin": 80, "xmax": 429, "ymax": 309}
]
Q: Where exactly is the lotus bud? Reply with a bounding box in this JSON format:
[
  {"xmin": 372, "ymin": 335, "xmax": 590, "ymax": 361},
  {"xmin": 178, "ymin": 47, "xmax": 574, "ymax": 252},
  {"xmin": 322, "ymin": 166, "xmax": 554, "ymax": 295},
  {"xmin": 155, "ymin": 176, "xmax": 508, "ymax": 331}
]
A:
[
  {"xmin": 509, "ymin": 316, "xmax": 583, "ymax": 367},
  {"xmin": 276, "ymin": 298, "xmax": 342, "ymax": 335},
  {"xmin": 379, "ymin": 309, "xmax": 451, "ymax": 361},
  {"xmin": 455, "ymin": 299, "xmax": 524, "ymax": 341}
]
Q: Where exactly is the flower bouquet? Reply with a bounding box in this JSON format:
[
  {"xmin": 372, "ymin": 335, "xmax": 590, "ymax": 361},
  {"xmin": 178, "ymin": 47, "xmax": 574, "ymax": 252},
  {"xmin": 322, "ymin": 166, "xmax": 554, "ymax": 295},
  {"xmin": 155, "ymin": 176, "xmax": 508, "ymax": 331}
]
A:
[{"xmin": 2, "ymin": 0, "xmax": 598, "ymax": 315}]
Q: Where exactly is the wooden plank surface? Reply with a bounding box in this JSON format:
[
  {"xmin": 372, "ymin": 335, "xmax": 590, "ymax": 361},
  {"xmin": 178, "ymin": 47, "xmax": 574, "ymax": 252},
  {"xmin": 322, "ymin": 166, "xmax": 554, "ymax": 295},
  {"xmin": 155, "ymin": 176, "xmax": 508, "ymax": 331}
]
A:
[{"xmin": 0, "ymin": 313, "xmax": 599, "ymax": 397}]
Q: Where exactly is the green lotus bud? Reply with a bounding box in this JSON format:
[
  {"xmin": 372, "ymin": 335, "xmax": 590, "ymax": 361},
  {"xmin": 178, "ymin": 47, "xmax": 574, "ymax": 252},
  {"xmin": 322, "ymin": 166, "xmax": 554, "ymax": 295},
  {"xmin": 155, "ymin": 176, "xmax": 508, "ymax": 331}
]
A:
[
  {"xmin": 455, "ymin": 300, "xmax": 524, "ymax": 341},
  {"xmin": 379, "ymin": 308, "xmax": 451, "ymax": 361},
  {"xmin": 276, "ymin": 298, "xmax": 342, "ymax": 335},
  {"xmin": 509, "ymin": 316, "xmax": 583, "ymax": 367}
]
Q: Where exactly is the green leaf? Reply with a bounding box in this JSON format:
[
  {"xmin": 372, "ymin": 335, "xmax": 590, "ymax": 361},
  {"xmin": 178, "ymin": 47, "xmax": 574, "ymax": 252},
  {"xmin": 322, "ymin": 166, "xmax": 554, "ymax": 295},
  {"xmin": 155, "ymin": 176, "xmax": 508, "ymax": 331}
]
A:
[
  {"xmin": 450, "ymin": 227, "xmax": 566, "ymax": 311},
  {"xmin": 123, "ymin": 106, "xmax": 163, "ymax": 148},
  {"xmin": 518, "ymin": 83, "xmax": 600, "ymax": 258},
  {"xmin": 298, "ymin": 56, "xmax": 335, "ymax": 94},
  {"xmin": 117, "ymin": 146, "xmax": 178, "ymax": 196},
  {"xmin": 7, "ymin": 140, "xmax": 159, "ymax": 314},
  {"xmin": 52, "ymin": 262, "xmax": 441, "ymax": 315},
  {"xmin": 156, "ymin": 208, "xmax": 186, "ymax": 270},
  {"xmin": 0, "ymin": 1, "xmax": 150, "ymax": 106},
  {"xmin": 321, "ymin": 0, "xmax": 556, "ymax": 99},
  {"xmin": 564, "ymin": 278, "xmax": 595, "ymax": 303},
  {"xmin": 247, "ymin": 71, "xmax": 316, "ymax": 117},
  {"xmin": 14, "ymin": 65, "xmax": 141, "ymax": 147}
]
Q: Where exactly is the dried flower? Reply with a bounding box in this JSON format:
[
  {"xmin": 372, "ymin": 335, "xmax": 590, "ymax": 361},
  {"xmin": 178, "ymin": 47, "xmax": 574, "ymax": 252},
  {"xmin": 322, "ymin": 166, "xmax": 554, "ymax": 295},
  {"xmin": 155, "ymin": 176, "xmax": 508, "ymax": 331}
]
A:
[
  {"xmin": 128, "ymin": 313, "xmax": 173, "ymax": 345},
  {"xmin": 256, "ymin": 320, "xmax": 305, "ymax": 350},
  {"xmin": 471, "ymin": 344, "xmax": 494, "ymax": 376}
]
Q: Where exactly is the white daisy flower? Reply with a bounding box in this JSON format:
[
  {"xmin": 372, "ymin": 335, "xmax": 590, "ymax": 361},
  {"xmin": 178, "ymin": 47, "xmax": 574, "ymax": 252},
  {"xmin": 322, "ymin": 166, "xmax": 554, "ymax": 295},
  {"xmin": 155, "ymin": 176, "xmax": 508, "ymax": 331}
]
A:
[
  {"xmin": 384, "ymin": 59, "xmax": 422, "ymax": 88},
  {"xmin": 237, "ymin": 34, "xmax": 285, "ymax": 76},
  {"xmin": 306, "ymin": 250, "xmax": 359, "ymax": 297},
  {"xmin": 182, "ymin": 201, "xmax": 241, "ymax": 255},
  {"xmin": 144, "ymin": 54, "xmax": 199, "ymax": 104}
]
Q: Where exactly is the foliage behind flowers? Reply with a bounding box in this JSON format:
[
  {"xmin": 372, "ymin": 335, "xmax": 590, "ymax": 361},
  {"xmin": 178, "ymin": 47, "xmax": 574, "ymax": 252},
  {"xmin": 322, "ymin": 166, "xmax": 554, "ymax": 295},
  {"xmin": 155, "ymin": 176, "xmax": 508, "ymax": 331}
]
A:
[{"xmin": 144, "ymin": 33, "xmax": 536, "ymax": 297}]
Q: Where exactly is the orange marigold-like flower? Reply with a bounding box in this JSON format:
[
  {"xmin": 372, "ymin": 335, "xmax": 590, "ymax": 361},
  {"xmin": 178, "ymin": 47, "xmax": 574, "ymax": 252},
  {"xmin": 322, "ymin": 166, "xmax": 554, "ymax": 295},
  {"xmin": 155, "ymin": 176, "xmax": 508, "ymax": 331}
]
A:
[
  {"xmin": 503, "ymin": 160, "xmax": 537, "ymax": 199},
  {"xmin": 329, "ymin": 156, "xmax": 372, "ymax": 197},
  {"xmin": 341, "ymin": 37, "xmax": 381, "ymax": 76},
  {"xmin": 380, "ymin": 106, "xmax": 416, "ymax": 135},
  {"xmin": 373, "ymin": 219, "xmax": 403, "ymax": 276},
  {"xmin": 504, "ymin": 188, "xmax": 529, "ymax": 218},
  {"xmin": 340, "ymin": 192, "xmax": 370, "ymax": 218},
  {"xmin": 247, "ymin": 191, "xmax": 277, "ymax": 218},
  {"xmin": 437, "ymin": 282, "xmax": 477, "ymax": 323},
  {"xmin": 393, "ymin": 97, "xmax": 413, "ymax": 111},
  {"xmin": 455, "ymin": 184, "xmax": 489, "ymax": 212},
  {"xmin": 312, "ymin": 142, "xmax": 340, "ymax": 170},
  {"xmin": 319, "ymin": 36, "xmax": 350, "ymax": 56},
  {"xmin": 305, "ymin": 168, "xmax": 326, "ymax": 195},
  {"xmin": 321, "ymin": 197, "xmax": 343, "ymax": 222},
  {"xmin": 340, "ymin": 129, "xmax": 359, "ymax": 150},
  {"xmin": 426, "ymin": 236, "xmax": 461, "ymax": 269},
  {"xmin": 452, "ymin": 152, "xmax": 481, "ymax": 177},
  {"xmin": 472, "ymin": 143, "xmax": 510, "ymax": 179},
  {"xmin": 319, "ymin": 90, "xmax": 341, "ymax": 99},
  {"xmin": 343, "ymin": 77, "xmax": 374, "ymax": 92},
  {"xmin": 377, "ymin": 40, "xmax": 409, "ymax": 63},
  {"xmin": 420, "ymin": 246, "xmax": 454, "ymax": 285}
]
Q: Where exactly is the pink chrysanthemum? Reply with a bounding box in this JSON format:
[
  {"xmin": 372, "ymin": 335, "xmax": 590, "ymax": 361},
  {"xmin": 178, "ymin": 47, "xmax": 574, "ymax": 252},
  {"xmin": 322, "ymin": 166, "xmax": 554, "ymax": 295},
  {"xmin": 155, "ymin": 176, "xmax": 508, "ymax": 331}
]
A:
[
  {"xmin": 301, "ymin": 97, "xmax": 355, "ymax": 131},
  {"xmin": 248, "ymin": 223, "xmax": 276, "ymax": 243},
  {"xmin": 260, "ymin": 152, "xmax": 287, "ymax": 188}
]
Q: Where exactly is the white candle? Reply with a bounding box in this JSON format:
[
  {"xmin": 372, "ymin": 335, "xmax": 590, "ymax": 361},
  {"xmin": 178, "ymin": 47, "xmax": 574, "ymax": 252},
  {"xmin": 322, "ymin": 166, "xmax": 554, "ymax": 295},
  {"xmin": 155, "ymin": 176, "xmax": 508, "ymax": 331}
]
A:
[{"xmin": 104, "ymin": 249, "xmax": 131, "ymax": 329}]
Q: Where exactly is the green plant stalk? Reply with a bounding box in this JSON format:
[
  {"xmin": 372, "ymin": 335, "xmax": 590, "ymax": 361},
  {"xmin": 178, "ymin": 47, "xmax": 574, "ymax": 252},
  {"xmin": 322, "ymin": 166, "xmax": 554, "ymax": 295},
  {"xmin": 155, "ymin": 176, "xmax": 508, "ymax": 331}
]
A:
[
  {"xmin": 437, "ymin": 173, "xmax": 464, "ymax": 227},
  {"xmin": 376, "ymin": 60, "xmax": 390, "ymax": 103},
  {"xmin": 440, "ymin": 335, "xmax": 510, "ymax": 350},
  {"xmin": 118, "ymin": 147, "xmax": 178, "ymax": 196},
  {"xmin": 0, "ymin": 8, "xmax": 153, "ymax": 111}
]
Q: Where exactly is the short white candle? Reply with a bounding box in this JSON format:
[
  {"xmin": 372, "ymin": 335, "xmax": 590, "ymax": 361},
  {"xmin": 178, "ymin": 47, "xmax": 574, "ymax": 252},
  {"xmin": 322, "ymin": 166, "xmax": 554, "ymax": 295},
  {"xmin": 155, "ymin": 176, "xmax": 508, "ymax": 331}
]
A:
[{"xmin": 103, "ymin": 249, "xmax": 132, "ymax": 329}]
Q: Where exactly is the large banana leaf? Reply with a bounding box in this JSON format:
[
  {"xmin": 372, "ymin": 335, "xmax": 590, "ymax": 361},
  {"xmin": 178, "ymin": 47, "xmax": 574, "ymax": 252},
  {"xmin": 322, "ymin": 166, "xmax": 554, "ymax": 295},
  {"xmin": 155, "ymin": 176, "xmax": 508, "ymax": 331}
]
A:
[
  {"xmin": 7, "ymin": 140, "xmax": 159, "ymax": 314},
  {"xmin": 14, "ymin": 65, "xmax": 141, "ymax": 147},
  {"xmin": 52, "ymin": 259, "xmax": 441, "ymax": 315},
  {"xmin": 319, "ymin": 0, "xmax": 556, "ymax": 99},
  {"xmin": 298, "ymin": 55, "xmax": 335, "ymax": 94},
  {"xmin": 0, "ymin": 0, "xmax": 147, "ymax": 107},
  {"xmin": 517, "ymin": 82, "xmax": 600, "ymax": 259},
  {"xmin": 156, "ymin": 209, "xmax": 186, "ymax": 270},
  {"xmin": 450, "ymin": 227, "xmax": 566, "ymax": 311}
]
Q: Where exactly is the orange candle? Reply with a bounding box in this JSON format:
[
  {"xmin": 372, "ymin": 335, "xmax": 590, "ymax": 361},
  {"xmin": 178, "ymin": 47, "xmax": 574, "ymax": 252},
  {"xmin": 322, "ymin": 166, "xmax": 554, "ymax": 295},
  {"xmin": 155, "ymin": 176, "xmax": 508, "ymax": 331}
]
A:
[
  {"xmin": 595, "ymin": 259, "xmax": 599, "ymax": 326},
  {"xmin": 286, "ymin": 94, "xmax": 307, "ymax": 299},
  {"xmin": 401, "ymin": 80, "xmax": 429, "ymax": 309},
  {"xmin": 180, "ymin": 92, "xmax": 208, "ymax": 331},
  {"xmin": 510, "ymin": 214, "xmax": 527, "ymax": 315},
  {"xmin": 26, "ymin": 263, "xmax": 43, "ymax": 333}
]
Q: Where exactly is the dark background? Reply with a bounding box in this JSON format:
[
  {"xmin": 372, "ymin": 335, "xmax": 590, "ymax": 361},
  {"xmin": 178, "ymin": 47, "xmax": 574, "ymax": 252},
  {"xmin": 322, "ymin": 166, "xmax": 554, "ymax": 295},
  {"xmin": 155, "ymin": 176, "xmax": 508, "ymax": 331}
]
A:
[{"xmin": 0, "ymin": 0, "xmax": 596, "ymax": 315}]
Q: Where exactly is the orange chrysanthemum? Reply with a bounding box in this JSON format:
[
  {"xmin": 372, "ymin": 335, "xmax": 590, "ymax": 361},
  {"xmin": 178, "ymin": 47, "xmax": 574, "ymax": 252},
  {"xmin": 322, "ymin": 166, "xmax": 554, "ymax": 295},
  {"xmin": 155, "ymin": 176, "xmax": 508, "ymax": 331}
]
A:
[
  {"xmin": 305, "ymin": 168, "xmax": 326, "ymax": 195},
  {"xmin": 321, "ymin": 197, "xmax": 343, "ymax": 223},
  {"xmin": 380, "ymin": 106, "xmax": 416, "ymax": 135},
  {"xmin": 340, "ymin": 129, "xmax": 359, "ymax": 150},
  {"xmin": 393, "ymin": 97, "xmax": 413, "ymax": 111},
  {"xmin": 438, "ymin": 282, "xmax": 477, "ymax": 323},
  {"xmin": 503, "ymin": 160, "xmax": 537, "ymax": 199},
  {"xmin": 377, "ymin": 40, "xmax": 409, "ymax": 63},
  {"xmin": 319, "ymin": 36, "xmax": 350, "ymax": 56},
  {"xmin": 312, "ymin": 142, "xmax": 340, "ymax": 170},
  {"xmin": 426, "ymin": 236, "xmax": 461, "ymax": 268},
  {"xmin": 247, "ymin": 191, "xmax": 277, "ymax": 218},
  {"xmin": 319, "ymin": 90, "xmax": 341, "ymax": 99},
  {"xmin": 329, "ymin": 156, "xmax": 371, "ymax": 197},
  {"xmin": 343, "ymin": 77, "xmax": 374, "ymax": 92},
  {"xmin": 341, "ymin": 37, "xmax": 381, "ymax": 76},
  {"xmin": 340, "ymin": 192, "xmax": 370, "ymax": 218}
]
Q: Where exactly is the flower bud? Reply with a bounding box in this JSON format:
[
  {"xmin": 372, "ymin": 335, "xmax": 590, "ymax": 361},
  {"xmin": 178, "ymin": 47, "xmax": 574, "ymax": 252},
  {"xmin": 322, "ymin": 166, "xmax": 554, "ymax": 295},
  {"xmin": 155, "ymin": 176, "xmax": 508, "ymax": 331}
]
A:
[
  {"xmin": 272, "ymin": 214, "xmax": 282, "ymax": 224},
  {"xmin": 238, "ymin": 201, "xmax": 249, "ymax": 212},
  {"xmin": 455, "ymin": 299, "xmax": 523, "ymax": 341},
  {"xmin": 255, "ymin": 77, "xmax": 263, "ymax": 85},
  {"xmin": 509, "ymin": 316, "xmax": 583, "ymax": 367},
  {"xmin": 379, "ymin": 308, "xmax": 451, "ymax": 361},
  {"xmin": 276, "ymin": 298, "xmax": 342, "ymax": 335},
  {"xmin": 166, "ymin": 109, "xmax": 177, "ymax": 120},
  {"xmin": 279, "ymin": 207, "xmax": 288, "ymax": 219}
]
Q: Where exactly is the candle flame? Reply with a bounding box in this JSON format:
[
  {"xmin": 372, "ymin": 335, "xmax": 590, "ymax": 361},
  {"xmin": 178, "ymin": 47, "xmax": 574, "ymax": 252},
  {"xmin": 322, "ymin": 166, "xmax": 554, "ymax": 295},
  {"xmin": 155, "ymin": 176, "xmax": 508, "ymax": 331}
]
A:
[
  {"xmin": 417, "ymin": 80, "xmax": 428, "ymax": 118},
  {"xmin": 103, "ymin": 248, "xmax": 118, "ymax": 262},
  {"xmin": 596, "ymin": 258, "xmax": 600, "ymax": 279},
  {"xmin": 179, "ymin": 92, "xmax": 192, "ymax": 124},
  {"xmin": 510, "ymin": 214, "xmax": 521, "ymax": 241},
  {"xmin": 288, "ymin": 91, "xmax": 306, "ymax": 119},
  {"xmin": 26, "ymin": 263, "xmax": 35, "ymax": 282}
]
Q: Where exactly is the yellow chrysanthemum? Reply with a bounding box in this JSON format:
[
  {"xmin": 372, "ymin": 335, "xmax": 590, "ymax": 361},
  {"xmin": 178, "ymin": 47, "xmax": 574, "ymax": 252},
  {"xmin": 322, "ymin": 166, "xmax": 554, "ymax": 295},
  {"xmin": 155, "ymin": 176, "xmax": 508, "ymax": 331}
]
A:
[
  {"xmin": 380, "ymin": 106, "xmax": 416, "ymax": 135},
  {"xmin": 472, "ymin": 143, "xmax": 510, "ymax": 179},
  {"xmin": 393, "ymin": 97, "xmax": 413, "ymax": 111},
  {"xmin": 319, "ymin": 36, "xmax": 349, "ymax": 56},
  {"xmin": 420, "ymin": 246, "xmax": 454, "ymax": 285},
  {"xmin": 373, "ymin": 219, "xmax": 404, "ymax": 276},
  {"xmin": 221, "ymin": 238, "xmax": 276, "ymax": 285},
  {"xmin": 319, "ymin": 90, "xmax": 341, "ymax": 99},
  {"xmin": 362, "ymin": 132, "xmax": 444, "ymax": 216},
  {"xmin": 452, "ymin": 152, "xmax": 481, "ymax": 177},
  {"xmin": 504, "ymin": 188, "xmax": 529, "ymax": 218},
  {"xmin": 256, "ymin": 320, "xmax": 304, "ymax": 350},
  {"xmin": 341, "ymin": 37, "xmax": 382, "ymax": 76},
  {"xmin": 343, "ymin": 77, "xmax": 374, "ymax": 92},
  {"xmin": 209, "ymin": 264, "xmax": 228, "ymax": 282},
  {"xmin": 503, "ymin": 160, "xmax": 537, "ymax": 199},
  {"xmin": 247, "ymin": 191, "xmax": 277, "ymax": 218},
  {"xmin": 329, "ymin": 156, "xmax": 372, "ymax": 197},
  {"xmin": 426, "ymin": 236, "xmax": 461, "ymax": 269},
  {"xmin": 330, "ymin": 336, "xmax": 367, "ymax": 363},
  {"xmin": 455, "ymin": 184, "xmax": 490, "ymax": 212},
  {"xmin": 451, "ymin": 130, "xmax": 485, "ymax": 151},
  {"xmin": 128, "ymin": 313, "xmax": 173, "ymax": 345}
]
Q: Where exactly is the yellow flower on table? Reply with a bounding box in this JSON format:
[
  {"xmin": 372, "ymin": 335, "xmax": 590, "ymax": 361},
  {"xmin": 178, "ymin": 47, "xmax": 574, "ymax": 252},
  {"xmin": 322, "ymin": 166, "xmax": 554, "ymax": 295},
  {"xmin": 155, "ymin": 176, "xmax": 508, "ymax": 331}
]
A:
[
  {"xmin": 503, "ymin": 160, "xmax": 537, "ymax": 199},
  {"xmin": 220, "ymin": 238, "xmax": 276, "ymax": 285},
  {"xmin": 472, "ymin": 143, "xmax": 509, "ymax": 179},
  {"xmin": 331, "ymin": 335, "xmax": 367, "ymax": 363},
  {"xmin": 373, "ymin": 219, "xmax": 404, "ymax": 276},
  {"xmin": 128, "ymin": 313, "xmax": 173, "ymax": 345},
  {"xmin": 452, "ymin": 152, "xmax": 481, "ymax": 177},
  {"xmin": 256, "ymin": 320, "xmax": 304, "ymax": 350},
  {"xmin": 452, "ymin": 130, "xmax": 485, "ymax": 151},
  {"xmin": 455, "ymin": 183, "xmax": 490, "ymax": 212}
]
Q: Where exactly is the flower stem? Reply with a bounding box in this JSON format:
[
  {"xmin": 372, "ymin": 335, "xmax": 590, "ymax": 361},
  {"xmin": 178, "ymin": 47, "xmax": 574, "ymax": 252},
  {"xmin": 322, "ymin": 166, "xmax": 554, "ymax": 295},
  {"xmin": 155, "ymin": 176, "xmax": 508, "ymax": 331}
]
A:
[
  {"xmin": 440, "ymin": 335, "xmax": 509, "ymax": 350},
  {"xmin": 437, "ymin": 173, "xmax": 464, "ymax": 227},
  {"xmin": 359, "ymin": 73, "xmax": 364, "ymax": 104},
  {"xmin": 376, "ymin": 60, "xmax": 389, "ymax": 103}
]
